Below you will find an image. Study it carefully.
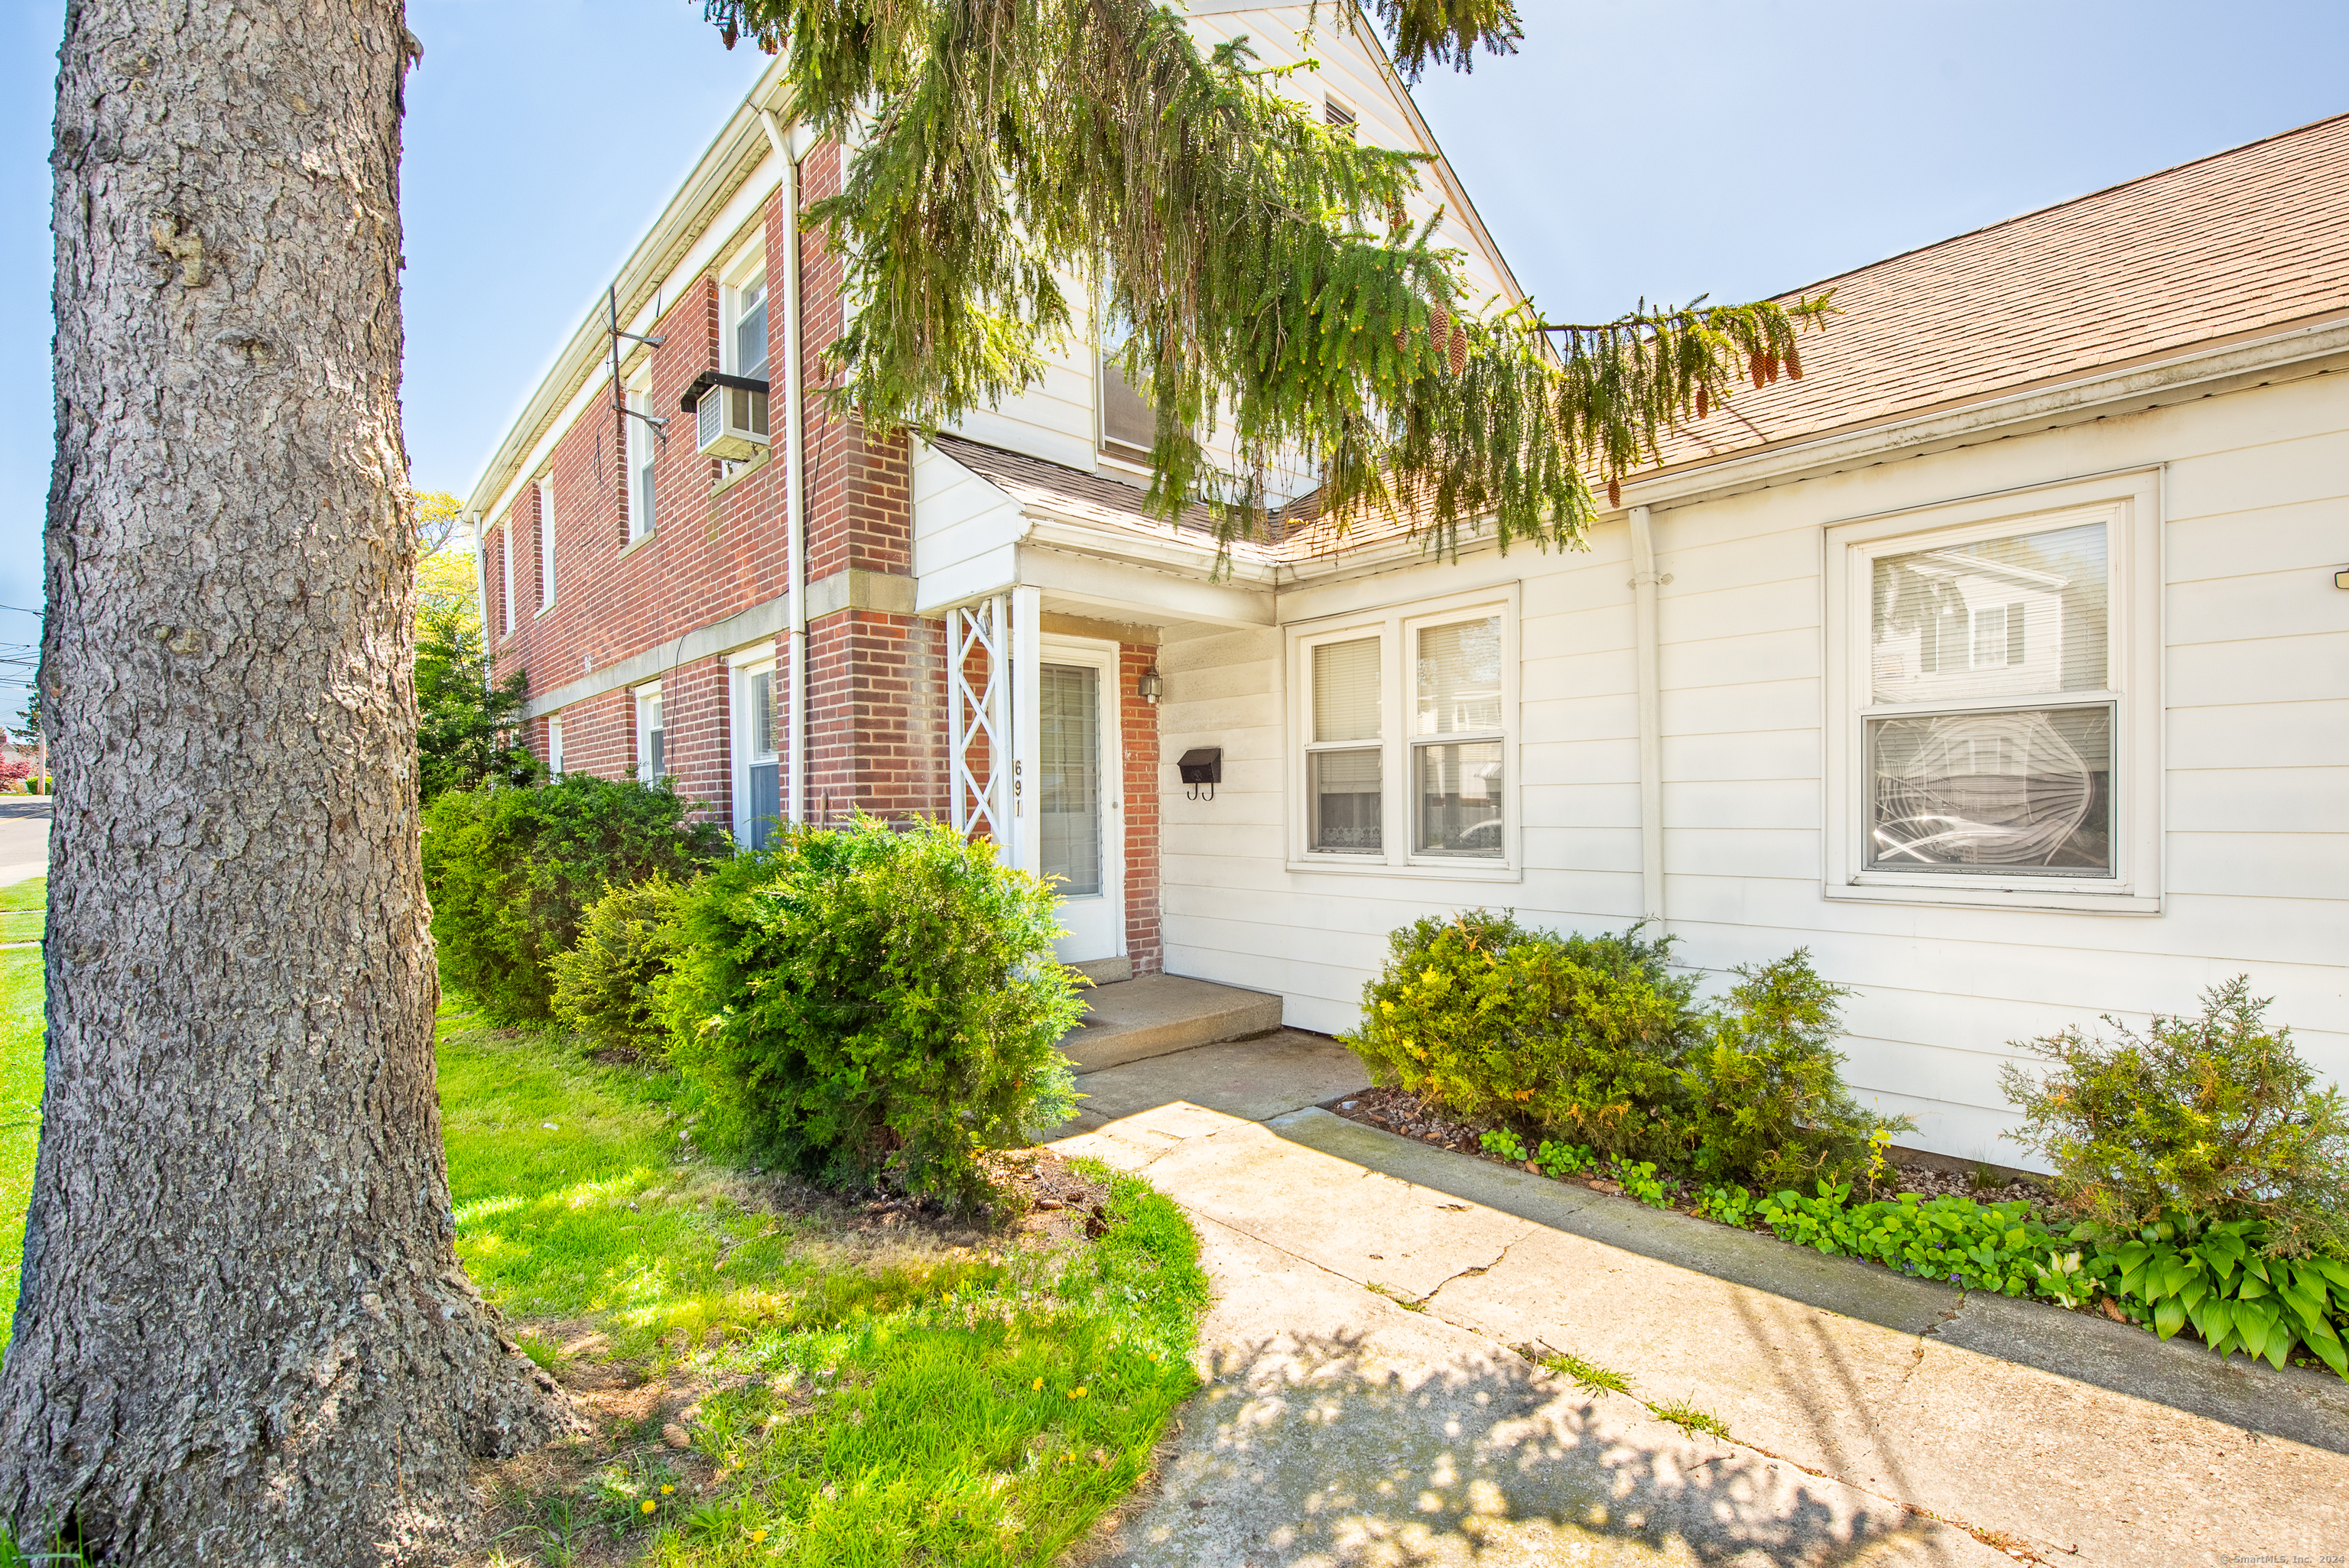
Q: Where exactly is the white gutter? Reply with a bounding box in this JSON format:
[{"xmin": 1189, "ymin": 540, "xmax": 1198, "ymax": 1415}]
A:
[
  {"xmin": 761, "ymin": 106, "xmax": 809, "ymax": 826},
  {"xmin": 1628, "ymin": 505, "xmax": 1666, "ymax": 930}
]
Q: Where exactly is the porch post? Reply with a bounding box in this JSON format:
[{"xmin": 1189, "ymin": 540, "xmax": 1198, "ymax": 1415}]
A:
[{"xmin": 1009, "ymin": 583, "xmax": 1042, "ymax": 878}]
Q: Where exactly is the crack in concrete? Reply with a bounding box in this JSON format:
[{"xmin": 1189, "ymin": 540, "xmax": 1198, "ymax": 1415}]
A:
[{"xmin": 1423, "ymin": 1232, "xmax": 1528, "ymax": 1309}]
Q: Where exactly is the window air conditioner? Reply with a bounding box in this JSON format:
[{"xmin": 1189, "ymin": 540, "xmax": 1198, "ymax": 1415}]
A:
[{"xmin": 681, "ymin": 371, "xmax": 771, "ymax": 461}]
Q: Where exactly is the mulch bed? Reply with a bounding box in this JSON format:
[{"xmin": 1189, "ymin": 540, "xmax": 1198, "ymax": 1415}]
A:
[{"xmin": 1321, "ymin": 1083, "xmax": 2048, "ymax": 1212}]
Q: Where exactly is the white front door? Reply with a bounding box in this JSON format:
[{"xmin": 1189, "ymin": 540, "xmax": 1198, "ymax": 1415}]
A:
[{"xmin": 1035, "ymin": 640, "xmax": 1122, "ymax": 963}]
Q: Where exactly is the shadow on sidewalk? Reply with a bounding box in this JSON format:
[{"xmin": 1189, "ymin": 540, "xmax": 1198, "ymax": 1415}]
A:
[{"xmin": 1082, "ymin": 1327, "xmax": 1974, "ymax": 1567}]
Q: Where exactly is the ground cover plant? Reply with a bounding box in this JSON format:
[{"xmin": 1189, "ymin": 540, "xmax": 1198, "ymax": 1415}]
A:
[
  {"xmin": 424, "ymin": 773, "xmax": 729, "ymax": 1026},
  {"xmin": 662, "ymin": 817, "xmax": 1084, "ymax": 1207},
  {"xmin": 441, "ymin": 1011, "xmax": 1206, "ymax": 1566}
]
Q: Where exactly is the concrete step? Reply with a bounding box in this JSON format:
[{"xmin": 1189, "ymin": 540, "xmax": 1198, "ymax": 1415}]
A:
[
  {"xmin": 1067, "ymin": 956, "xmax": 1132, "ymax": 985},
  {"xmin": 1058, "ymin": 973, "xmax": 1283, "ymax": 1072}
]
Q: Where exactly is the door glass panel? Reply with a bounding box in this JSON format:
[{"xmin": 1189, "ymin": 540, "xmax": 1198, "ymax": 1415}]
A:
[
  {"xmin": 1038, "ymin": 664, "xmax": 1102, "ymax": 897},
  {"xmin": 1867, "ymin": 705, "xmax": 2112, "ymax": 874}
]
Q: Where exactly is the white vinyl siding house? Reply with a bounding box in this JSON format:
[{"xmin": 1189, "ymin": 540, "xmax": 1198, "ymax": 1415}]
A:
[
  {"xmin": 460, "ymin": 28, "xmax": 2347, "ymax": 1172},
  {"xmin": 1154, "ymin": 368, "xmax": 2349, "ymax": 1161}
]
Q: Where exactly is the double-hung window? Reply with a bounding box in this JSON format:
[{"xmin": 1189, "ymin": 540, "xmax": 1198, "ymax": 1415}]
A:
[
  {"xmin": 626, "ymin": 370, "xmax": 657, "ymax": 541},
  {"xmin": 535, "ymin": 476, "xmax": 556, "ymax": 610},
  {"xmin": 1824, "ymin": 471, "xmax": 2161, "ymax": 912},
  {"xmin": 1291, "ymin": 588, "xmax": 1518, "ymax": 874},
  {"xmin": 635, "ymin": 683, "xmax": 664, "ymax": 784},
  {"xmin": 729, "ymin": 271, "xmax": 769, "ymax": 382},
  {"xmin": 1097, "ymin": 311, "xmax": 1155, "ymax": 466}
]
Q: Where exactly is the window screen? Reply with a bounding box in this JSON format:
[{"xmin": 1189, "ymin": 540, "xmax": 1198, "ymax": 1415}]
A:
[
  {"xmin": 1038, "ymin": 664, "xmax": 1102, "ymax": 898},
  {"xmin": 642, "ymin": 696, "xmax": 664, "ymax": 782},
  {"xmin": 735, "ymin": 276, "xmax": 769, "ymax": 381},
  {"xmin": 749, "ymin": 670, "xmax": 775, "ymax": 759},
  {"xmin": 1309, "ymin": 749, "xmax": 1382, "ymax": 854},
  {"xmin": 1870, "ymin": 521, "xmax": 2107, "ymax": 704},
  {"xmin": 1866, "ymin": 518, "xmax": 2113, "ymax": 875},
  {"xmin": 1415, "ymin": 616, "xmax": 1503, "ymax": 735}
]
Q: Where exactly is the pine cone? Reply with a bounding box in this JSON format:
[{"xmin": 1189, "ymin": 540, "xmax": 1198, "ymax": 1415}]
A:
[{"xmin": 1447, "ymin": 323, "xmax": 1468, "ymax": 376}]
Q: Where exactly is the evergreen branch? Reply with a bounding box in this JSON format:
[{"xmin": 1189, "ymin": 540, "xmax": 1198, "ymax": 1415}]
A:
[{"xmin": 703, "ymin": 0, "xmax": 1840, "ymax": 555}]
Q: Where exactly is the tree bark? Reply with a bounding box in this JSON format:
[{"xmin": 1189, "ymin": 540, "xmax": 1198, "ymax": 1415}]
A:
[{"xmin": 5, "ymin": 1, "xmax": 567, "ymax": 1559}]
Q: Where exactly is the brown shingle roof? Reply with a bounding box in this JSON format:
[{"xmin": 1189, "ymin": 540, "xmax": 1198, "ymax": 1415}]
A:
[
  {"xmin": 1647, "ymin": 112, "xmax": 2349, "ymax": 472},
  {"xmin": 940, "ymin": 115, "xmax": 2349, "ymax": 557}
]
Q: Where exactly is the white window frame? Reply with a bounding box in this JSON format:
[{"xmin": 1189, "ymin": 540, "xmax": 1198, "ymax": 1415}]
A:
[
  {"xmin": 498, "ymin": 516, "xmax": 515, "ymax": 637},
  {"xmin": 721, "ymin": 244, "xmax": 769, "ymax": 381},
  {"xmin": 1821, "ymin": 469, "xmax": 2162, "ymax": 915},
  {"xmin": 725, "ymin": 642, "xmax": 780, "ymax": 845},
  {"xmin": 635, "ymin": 681, "xmax": 665, "ymax": 785},
  {"xmin": 547, "ymin": 714, "xmax": 564, "ymax": 775},
  {"xmin": 1285, "ymin": 583, "xmax": 1521, "ymax": 880},
  {"xmin": 625, "ymin": 369, "xmax": 657, "ymax": 544},
  {"xmin": 534, "ymin": 476, "xmax": 556, "ymax": 612}
]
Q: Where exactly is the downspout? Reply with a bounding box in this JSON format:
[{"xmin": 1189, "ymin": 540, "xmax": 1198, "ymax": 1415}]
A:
[
  {"xmin": 1629, "ymin": 505, "xmax": 1668, "ymax": 930},
  {"xmin": 760, "ymin": 106, "xmax": 808, "ymax": 825}
]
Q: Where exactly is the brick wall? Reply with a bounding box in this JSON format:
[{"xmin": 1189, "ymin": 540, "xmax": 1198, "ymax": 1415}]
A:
[
  {"xmin": 481, "ymin": 135, "xmax": 1158, "ymax": 969},
  {"xmin": 1119, "ymin": 643, "xmax": 1163, "ymax": 976}
]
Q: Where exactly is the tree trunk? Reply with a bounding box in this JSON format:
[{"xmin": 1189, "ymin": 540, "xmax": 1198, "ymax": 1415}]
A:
[{"xmin": 4, "ymin": 2, "xmax": 567, "ymax": 1559}]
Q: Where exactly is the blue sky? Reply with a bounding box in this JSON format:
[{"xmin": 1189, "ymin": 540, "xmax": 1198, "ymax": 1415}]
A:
[{"xmin": 2, "ymin": 0, "xmax": 2344, "ymax": 712}]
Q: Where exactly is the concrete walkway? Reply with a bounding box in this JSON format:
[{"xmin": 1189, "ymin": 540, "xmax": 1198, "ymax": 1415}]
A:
[{"xmin": 1051, "ymin": 1036, "xmax": 2349, "ymax": 1567}]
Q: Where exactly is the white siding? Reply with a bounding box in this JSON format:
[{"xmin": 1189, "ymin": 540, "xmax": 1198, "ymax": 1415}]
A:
[
  {"xmin": 912, "ymin": 443, "xmax": 1025, "ymax": 601},
  {"xmin": 1160, "ymin": 370, "xmax": 2349, "ymax": 1164}
]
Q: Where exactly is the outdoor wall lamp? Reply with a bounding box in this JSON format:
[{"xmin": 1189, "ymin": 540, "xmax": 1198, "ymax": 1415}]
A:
[{"xmin": 1137, "ymin": 665, "xmax": 1164, "ymax": 704}]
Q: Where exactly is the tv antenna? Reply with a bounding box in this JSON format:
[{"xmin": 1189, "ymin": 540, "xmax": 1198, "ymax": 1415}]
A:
[{"xmin": 609, "ymin": 286, "xmax": 668, "ymax": 443}]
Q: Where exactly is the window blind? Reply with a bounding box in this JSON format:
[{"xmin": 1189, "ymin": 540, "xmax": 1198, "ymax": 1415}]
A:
[
  {"xmin": 1415, "ymin": 616, "xmax": 1503, "ymax": 735},
  {"xmin": 1313, "ymin": 637, "xmax": 1382, "ymax": 742},
  {"xmin": 1870, "ymin": 520, "xmax": 2107, "ymax": 705}
]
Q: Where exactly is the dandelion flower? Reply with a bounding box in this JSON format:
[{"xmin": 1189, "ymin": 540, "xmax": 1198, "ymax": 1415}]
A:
[
  {"xmin": 1071, "ymin": 1386, "xmax": 1088, "ymax": 1399},
  {"xmin": 1032, "ymin": 1377, "xmax": 1043, "ymax": 1390},
  {"xmin": 660, "ymin": 1484, "xmax": 674, "ymax": 1495},
  {"xmin": 640, "ymin": 1499, "xmax": 658, "ymax": 1515},
  {"xmin": 750, "ymin": 1529, "xmax": 768, "ymax": 1544}
]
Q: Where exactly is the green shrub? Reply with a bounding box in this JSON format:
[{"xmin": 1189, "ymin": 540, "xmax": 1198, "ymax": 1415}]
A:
[
  {"xmin": 423, "ymin": 774, "xmax": 728, "ymax": 1025},
  {"xmin": 2000, "ymin": 976, "xmax": 2349, "ymax": 1256},
  {"xmin": 551, "ymin": 875, "xmax": 695, "ymax": 1056},
  {"xmin": 1676, "ymin": 953, "xmax": 1910, "ymax": 1193},
  {"xmin": 662, "ymin": 816, "xmax": 1084, "ymax": 1207},
  {"xmin": 1343, "ymin": 912, "xmax": 1691, "ymax": 1164},
  {"xmin": 1342, "ymin": 913, "xmax": 1904, "ymax": 1190}
]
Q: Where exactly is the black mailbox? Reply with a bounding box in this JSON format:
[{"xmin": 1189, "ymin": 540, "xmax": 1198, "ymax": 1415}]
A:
[{"xmin": 1178, "ymin": 747, "xmax": 1222, "ymax": 800}]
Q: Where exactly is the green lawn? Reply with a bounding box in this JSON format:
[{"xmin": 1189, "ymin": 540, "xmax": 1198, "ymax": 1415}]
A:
[
  {"xmin": 443, "ymin": 1015, "xmax": 1205, "ymax": 1565},
  {"xmin": 0, "ymin": 918, "xmax": 1203, "ymax": 1565},
  {"xmin": 0, "ymin": 878, "xmax": 44, "ymax": 1348}
]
